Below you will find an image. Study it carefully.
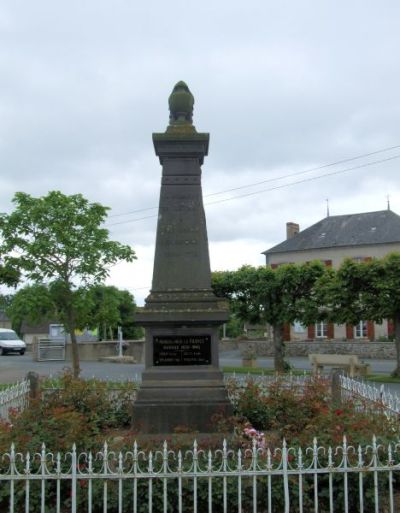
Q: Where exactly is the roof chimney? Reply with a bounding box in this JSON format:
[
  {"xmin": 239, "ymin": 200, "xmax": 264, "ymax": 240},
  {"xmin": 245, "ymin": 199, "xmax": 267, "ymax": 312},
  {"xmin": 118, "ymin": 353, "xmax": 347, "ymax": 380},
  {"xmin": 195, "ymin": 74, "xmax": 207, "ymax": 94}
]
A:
[{"xmin": 286, "ymin": 222, "xmax": 299, "ymax": 240}]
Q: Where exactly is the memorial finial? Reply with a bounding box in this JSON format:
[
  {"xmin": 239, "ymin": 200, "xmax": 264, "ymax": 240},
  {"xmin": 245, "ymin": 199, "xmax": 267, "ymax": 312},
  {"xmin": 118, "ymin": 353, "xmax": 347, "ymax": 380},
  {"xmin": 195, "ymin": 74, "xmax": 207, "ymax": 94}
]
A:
[{"xmin": 168, "ymin": 81, "xmax": 195, "ymax": 128}]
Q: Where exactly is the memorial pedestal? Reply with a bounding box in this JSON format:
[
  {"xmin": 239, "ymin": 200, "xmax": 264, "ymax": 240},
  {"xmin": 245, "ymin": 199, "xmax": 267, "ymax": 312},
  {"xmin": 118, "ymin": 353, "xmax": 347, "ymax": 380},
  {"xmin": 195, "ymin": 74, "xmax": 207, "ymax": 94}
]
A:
[
  {"xmin": 133, "ymin": 82, "xmax": 232, "ymax": 433},
  {"xmin": 133, "ymin": 321, "xmax": 231, "ymax": 433}
]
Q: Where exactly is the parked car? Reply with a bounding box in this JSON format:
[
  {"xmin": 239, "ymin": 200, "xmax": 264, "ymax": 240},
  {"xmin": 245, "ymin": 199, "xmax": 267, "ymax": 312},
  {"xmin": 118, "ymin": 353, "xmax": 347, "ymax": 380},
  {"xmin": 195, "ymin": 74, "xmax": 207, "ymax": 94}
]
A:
[{"xmin": 0, "ymin": 328, "xmax": 26, "ymax": 355}]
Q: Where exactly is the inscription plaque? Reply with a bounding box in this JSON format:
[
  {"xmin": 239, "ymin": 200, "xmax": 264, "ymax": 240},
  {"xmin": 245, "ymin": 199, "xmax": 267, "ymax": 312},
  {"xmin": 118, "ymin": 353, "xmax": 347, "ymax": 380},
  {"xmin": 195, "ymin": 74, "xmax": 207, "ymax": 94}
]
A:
[{"xmin": 153, "ymin": 335, "xmax": 211, "ymax": 366}]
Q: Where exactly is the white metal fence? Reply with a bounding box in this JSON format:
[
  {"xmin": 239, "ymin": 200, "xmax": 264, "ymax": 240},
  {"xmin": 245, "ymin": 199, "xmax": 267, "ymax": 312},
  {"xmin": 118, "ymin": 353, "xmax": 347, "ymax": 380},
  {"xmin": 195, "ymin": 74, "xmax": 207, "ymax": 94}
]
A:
[
  {"xmin": 339, "ymin": 375, "xmax": 400, "ymax": 417},
  {"xmin": 224, "ymin": 372, "xmax": 311, "ymax": 387},
  {"xmin": 224, "ymin": 373, "xmax": 326, "ymax": 407},
  {"xmin": 0, "ymin": 437, "xmax": 399, "ymax": 513},
  {"xmin": 37, "ymin": 338, "xmax": 66, "ymax": 361},
  {"xmin": 0, "ymin": 380, "xmax": 30, "ymax": 421}
]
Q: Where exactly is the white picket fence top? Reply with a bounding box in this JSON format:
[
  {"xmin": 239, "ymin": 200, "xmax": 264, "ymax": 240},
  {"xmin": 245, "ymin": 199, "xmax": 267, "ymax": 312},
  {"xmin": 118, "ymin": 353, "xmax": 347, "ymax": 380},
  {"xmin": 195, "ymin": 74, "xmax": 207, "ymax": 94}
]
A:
[
  {"xmin": 339, "ymin": 374, "xmax": 400, "ymax": 417},
  {"xmin": 1, "ymin": 437, "xmax": 399, "ymax": 513},
  {"xmin": 0, "ymin": 379, "xmax": 30, "ymax": 421}
]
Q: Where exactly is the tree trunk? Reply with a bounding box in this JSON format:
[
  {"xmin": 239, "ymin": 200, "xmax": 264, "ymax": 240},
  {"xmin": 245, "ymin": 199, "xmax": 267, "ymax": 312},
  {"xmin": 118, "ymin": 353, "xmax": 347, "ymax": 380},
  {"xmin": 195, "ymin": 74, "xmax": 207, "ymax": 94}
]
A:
[
  {"xmin": 273, "ymin": 323, "xmax": 285, "ymax": 372},
  {"xmin": 392, "ymin": 313, "xmax": 400, "ymax": 377},
  {"xmin": 66, "ymin": 310, "xmax": 80, "ymax": 378},
  {"xmin": 69, "ymin": 329, "xmax": 80, "ymax": 378}
]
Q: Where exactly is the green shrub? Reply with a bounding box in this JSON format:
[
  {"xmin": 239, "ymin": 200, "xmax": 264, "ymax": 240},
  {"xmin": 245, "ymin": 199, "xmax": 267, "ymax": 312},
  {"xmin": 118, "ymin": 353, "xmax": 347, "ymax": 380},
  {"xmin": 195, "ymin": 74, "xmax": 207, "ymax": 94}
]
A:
[
  {"xmin": 0, "ymin": 372, "xmax": 137, "ymax": 454},
  {"xmin": 0, "ymin": 374, "xmax": 399, "ymax": 512},
  {"xmin": 231, "ymin": 376, "xmax": 399, "ymax": 448}
]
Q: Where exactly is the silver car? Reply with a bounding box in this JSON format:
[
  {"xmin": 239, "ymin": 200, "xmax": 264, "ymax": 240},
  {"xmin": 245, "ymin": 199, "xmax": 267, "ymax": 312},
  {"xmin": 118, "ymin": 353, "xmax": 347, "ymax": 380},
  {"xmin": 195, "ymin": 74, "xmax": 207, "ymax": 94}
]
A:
[{"xmin": 0, "ymin": 329, "xmax": 26, "ymax": 355}]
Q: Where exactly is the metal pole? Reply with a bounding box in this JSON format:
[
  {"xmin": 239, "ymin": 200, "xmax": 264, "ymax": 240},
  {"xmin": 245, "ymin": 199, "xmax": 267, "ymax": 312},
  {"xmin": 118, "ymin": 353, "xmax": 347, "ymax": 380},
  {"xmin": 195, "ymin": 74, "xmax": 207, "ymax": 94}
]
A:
[{"xmin": 118, "ymin": 326, "xmax": 123, "ymax": 358}]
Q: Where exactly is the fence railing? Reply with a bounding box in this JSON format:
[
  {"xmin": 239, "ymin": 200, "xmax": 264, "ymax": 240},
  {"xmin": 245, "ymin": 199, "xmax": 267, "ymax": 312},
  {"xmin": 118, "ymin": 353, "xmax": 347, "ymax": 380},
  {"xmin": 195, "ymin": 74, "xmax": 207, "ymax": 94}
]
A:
[
  {"xmin": 37, "ymin": 338, "xmax": 66, "ymax": 361},
  {"xmin": 339, "ymin": 374, "xmax": 400, "ymax": 417},
  {"xmin": 0, "ymin": 437, "xmax": 399, "ymax": 513},
  {"xmin": 224, "ymin": 373, "xmax": 325, "ymax": 406},
  {"xmin": 0, "ymin": 380, "xmax": 30, "ymax": 421},
  {"xmin": 224, "ymin": 372, "xmax": 311, "ymax": 387}
]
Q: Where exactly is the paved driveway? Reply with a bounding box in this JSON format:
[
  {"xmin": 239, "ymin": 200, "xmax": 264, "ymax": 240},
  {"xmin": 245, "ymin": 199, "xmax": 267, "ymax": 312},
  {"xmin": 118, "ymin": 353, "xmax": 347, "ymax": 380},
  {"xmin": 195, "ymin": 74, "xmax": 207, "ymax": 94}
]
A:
[
  {"xmin": 0, "ymin": 353, "xmax": 144, "ymax": 384},
  {"xmin": 1, "ymin": 351, "xmax": 399, "ymax": 395}
]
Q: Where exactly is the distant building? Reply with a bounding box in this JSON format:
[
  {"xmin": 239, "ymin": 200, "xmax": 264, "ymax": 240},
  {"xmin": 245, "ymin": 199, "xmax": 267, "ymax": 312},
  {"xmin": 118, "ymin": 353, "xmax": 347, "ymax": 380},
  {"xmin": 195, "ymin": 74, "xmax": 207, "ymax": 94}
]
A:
[
  {"xmin": 20, "ymin": 321, "xmax": 98, "ymax": 345},
  {"xmin": 0, "ymin": 311, "xmax": 12, "ymax": 329},
  {"xmin": 262, "ymin": 209, "xmax": 400, "ymax": 341}
]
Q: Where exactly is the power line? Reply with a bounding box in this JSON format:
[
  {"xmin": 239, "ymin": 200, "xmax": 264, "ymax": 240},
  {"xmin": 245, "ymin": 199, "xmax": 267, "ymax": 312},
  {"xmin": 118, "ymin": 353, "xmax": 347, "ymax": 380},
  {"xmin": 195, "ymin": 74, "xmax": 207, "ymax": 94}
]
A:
[
  {"xmin": 108, "ymin": 144, "xmax": 400, "ymax": 219},
  {"xmin": 205, "ymin": 153, "xmax": 400, "ymax": 206},
  {"xmin": 109, "ymin": 214, "xmax": 157, "ymax": 226},
  {"xmin": 109, "ymin": 205, "xmax": 158, "ymax": 218},
  {"xmin": 107, "ymin": 153, "xmax": 400, "ymax": 226},
  {"xmin": 205, "ymin": 144, "xmax": 400, "ymax": 198}
]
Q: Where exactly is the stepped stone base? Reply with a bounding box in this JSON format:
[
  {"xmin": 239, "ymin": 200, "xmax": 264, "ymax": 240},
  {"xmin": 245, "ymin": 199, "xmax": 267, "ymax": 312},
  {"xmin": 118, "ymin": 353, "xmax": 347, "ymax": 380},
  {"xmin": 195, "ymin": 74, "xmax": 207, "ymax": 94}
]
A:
[
  {"xmin": 132, "ymin": 399, "xmax": 232, "ymax": 433},
  {"xmin": 132, "ymin": 367, "xmax": 232, "ymax": 433}
]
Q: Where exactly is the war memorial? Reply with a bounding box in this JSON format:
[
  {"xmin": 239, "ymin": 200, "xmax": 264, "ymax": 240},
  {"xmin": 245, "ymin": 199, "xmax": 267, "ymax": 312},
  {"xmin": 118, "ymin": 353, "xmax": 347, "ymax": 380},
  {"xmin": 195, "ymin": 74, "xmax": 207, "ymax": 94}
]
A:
[{"xmin": 133, "ymin": 81, "xmax": 232, "ymax": 433}]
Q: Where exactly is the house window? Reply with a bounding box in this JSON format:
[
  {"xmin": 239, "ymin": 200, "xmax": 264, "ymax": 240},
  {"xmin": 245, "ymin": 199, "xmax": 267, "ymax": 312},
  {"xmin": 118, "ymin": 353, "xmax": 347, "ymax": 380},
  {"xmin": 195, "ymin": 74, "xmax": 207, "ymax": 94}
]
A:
[
  {"xmin": 270, "ymin": 262, "xmax": 294, "ymax": 269},
  {"xmin": 49, "ymin": 324, "xmax": 65, "ymax": 339},
  {"xmin": 293, "ymin": 321, "xmax": 306, "ymax": 333},
  {"xmin": 315, "ymin": 322, "xmax": 328, "ymax": 338},
  {"xmin": 354, "ymin": 321, "xmax": 367, "ymax": 338}
]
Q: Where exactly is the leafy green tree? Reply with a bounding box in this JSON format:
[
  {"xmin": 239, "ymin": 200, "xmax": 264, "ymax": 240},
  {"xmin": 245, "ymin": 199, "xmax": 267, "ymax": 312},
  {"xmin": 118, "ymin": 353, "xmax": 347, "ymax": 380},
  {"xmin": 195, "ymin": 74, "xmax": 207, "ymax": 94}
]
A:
[
  {"xmin": 322, "ymin": 254, "xmax": 400, "ymax": 377},
  {"xmin": 114, "ymin": 288, "xmax": 143, "ymax": 340},
  {"xmin": 318, "ymin": 258, "xmax": 371, "ymax": 326},
  {"xmin": 0, "ymin": 293, "xmax": 14, "ymax": 311},
  {"xmin": 82, "ymin": 285, "xmax": 121, "ymax": 340},
  {"xmin": 0, "ymin": 191, "xmax": 136, "ymax": 376},
  {"xmin": 371, "ymin": 253, "xmax": 400, "ymax": 377},
  {"xmin": 0, "ymin": 263, "xmax": 20, "ymax": 287},
  {"xmin": 82, "ymin": 285, "xmax": 141, "ymax": 340},
  {"xmin": 212, "ymin": 262, "xmax": 326, "ymax": 371},
  {"xmin": 5, "ymin": 284, "xmax": 56, "ymax": 335}
]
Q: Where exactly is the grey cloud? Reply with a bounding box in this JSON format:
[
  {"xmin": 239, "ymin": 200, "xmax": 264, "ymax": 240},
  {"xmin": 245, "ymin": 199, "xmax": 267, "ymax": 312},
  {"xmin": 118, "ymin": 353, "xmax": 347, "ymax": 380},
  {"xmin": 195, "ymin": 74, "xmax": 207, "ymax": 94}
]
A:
[{"xmin": 0, "ymin": 0, "xmax": 399, "ymax": 289}]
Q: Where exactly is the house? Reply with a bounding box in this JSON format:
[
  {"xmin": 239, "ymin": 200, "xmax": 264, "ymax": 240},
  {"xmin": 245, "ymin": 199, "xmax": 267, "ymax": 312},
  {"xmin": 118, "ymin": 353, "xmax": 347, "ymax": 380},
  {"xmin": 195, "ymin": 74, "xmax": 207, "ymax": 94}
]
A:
[
  {"xmin": 0, "ymin": 311, "xmax": 12, "ymax": 329},
  {"xmin": 20, "ymin": 321, "xmax": 98, "ymax": 345},
  {"xmin": 262, "ymin": 209, "xmax": 400, "ymax": 342}
]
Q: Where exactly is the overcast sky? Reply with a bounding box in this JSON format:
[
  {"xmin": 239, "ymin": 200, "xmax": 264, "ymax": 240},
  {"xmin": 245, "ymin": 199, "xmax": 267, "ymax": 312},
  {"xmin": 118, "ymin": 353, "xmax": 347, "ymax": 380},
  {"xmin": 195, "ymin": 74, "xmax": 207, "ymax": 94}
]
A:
[{"xmin": 1, "ymin": 1, "xmax": 400, "ymax": 304}]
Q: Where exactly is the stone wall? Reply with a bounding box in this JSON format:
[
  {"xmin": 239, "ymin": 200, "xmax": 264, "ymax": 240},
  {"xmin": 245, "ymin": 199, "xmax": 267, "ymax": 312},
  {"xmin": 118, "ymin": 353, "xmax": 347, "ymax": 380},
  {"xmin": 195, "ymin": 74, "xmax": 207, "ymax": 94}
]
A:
[
  {"xmin": 219, "ymin": 339, "xmax": 240, "ymax": 352},
  {"xmin": 65, "ymin": 340, "xmax": 145, "ymax": 362},
  {"xmin": 28, "ymin": 339, "xmax": 145, "ymax": 362},
  {"xmin": 221, "ymin": 339, "xmax": 396, "ymax": 359}
]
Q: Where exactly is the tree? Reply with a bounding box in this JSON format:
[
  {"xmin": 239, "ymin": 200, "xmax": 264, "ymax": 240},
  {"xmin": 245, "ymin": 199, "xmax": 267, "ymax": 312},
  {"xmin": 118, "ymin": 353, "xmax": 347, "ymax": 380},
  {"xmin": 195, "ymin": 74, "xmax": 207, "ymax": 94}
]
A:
[
  {"xmin": 318, "ymin": 258, "xmax": 372, "ymax": 326},
  {"xmin": 371, "ymin": 253, "xmax": 400, "ymax": 377},
  {"xmin": 0, "ymin": 264, "xmax": 20, "ymax": 287},
  {"xmin": 0, "ymin": 191, "xmax": 136, "ymax": 376},
  {"xmin": 82, "ymin": 285, "xmax": 142, "ymax": 340},
  {"xmin": 322, "ymin": 254, "xmax": 400, "ymax": 377},
  {"xmin": 5, "ymin": 284, "xmax": 56, "ymax": 335},
  {"xmin": 114, "ymin": 288, "xmax": 143, "ymax": 340},
  {"xmin": 0, "ymin": 293, "xmax": 14, "ymax": 311},
  {"xmin": 212, "ymin": 262, "xmax": 326, "ymax": 371}
]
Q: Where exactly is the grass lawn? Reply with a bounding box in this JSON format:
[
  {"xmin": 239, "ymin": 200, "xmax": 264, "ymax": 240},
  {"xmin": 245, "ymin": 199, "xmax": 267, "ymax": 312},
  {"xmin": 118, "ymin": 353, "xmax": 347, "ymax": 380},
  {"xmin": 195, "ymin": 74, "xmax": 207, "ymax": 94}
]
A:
[{"xmin": 365, "ymin": 374, "xmax": 400, "ymax": 384}]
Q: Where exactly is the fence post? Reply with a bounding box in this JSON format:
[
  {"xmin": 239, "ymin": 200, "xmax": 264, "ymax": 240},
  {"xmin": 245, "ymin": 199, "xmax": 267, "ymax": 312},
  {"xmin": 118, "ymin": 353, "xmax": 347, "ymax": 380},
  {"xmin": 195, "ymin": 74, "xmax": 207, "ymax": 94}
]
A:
[
  {"xmin": 71, "ymin": 444, "xmax": 77, "ymax": 513},
  {"xmin": 331, "ymin": 370, "xmax": 342, "ymax": 407},
  {"xmin": 32, "ymin": 336, "xmax": 38, "ymax": 361},
  {"xmin": 26, "ymin": 371, "xmax": 40, "ymax": 400}
]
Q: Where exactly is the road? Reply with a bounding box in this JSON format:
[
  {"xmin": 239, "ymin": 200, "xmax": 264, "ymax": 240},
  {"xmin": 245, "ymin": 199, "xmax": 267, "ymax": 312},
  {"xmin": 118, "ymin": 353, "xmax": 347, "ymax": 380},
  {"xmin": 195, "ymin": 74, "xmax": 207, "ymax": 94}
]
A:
[{"xmin": 1, "ymin": 350, "xmax": 399, "ymax": 396}]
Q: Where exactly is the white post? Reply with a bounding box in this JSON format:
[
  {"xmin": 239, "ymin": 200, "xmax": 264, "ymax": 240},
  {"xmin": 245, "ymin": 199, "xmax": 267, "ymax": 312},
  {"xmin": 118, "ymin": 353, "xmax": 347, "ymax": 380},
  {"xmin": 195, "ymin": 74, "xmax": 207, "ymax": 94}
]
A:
[{"xmin": 118, "ymin": 326, "xmax": 123, "ymax": 358}]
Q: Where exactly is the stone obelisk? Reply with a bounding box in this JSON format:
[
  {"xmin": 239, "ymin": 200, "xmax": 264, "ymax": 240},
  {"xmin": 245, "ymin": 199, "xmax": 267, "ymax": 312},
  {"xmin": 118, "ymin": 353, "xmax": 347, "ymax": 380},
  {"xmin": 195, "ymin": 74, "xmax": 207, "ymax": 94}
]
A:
[{"xmin": 133, "ymin": 81, "xmax": 231, "ymax": 433}]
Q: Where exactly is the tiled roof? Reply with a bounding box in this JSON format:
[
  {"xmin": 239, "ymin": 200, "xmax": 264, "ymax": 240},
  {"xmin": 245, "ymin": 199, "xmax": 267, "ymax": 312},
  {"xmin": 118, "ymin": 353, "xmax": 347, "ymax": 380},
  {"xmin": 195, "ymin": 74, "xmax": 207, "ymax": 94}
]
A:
[
  {"xmin": 20, "ymin": 320, "xmax": 58, "ymax": 335},
  {"xmin": 263, "ymin": 210, "xmax": 400, "ymax": 255}
]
